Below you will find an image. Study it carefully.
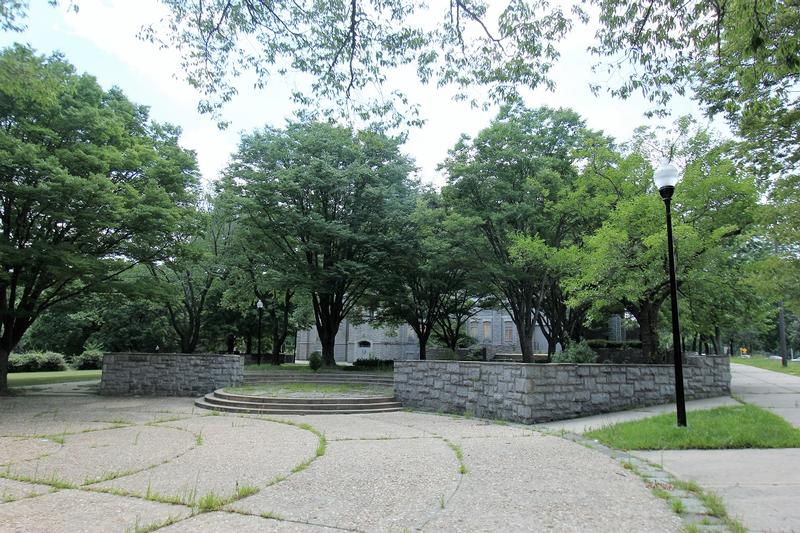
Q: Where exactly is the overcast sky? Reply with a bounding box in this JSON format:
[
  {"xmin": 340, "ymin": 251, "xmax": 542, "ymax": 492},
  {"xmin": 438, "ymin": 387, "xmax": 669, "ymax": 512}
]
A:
[{"xmin": 2, "ymin": 0, "xmax": 720, "ymax": 187}]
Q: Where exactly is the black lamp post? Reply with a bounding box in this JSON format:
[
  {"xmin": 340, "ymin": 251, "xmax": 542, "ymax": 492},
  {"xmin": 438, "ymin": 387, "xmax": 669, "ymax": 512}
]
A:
[
  {"xmin": 256, "ymin": 299, "xmax": 264, "ymax": 365},
  {"xmin": 654, "ymin": 160, "xmax": 687, "ymax": 428}
]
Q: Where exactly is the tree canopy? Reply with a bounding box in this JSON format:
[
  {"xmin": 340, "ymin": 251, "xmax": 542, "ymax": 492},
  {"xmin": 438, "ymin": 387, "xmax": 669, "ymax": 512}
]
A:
[
  {"xmin": 225, "ymin": 120, "xmax": 415, "ymax": 366},
  {"xmin": 0, "ymin": 44, "xmax": 199, "ymax": 391}
]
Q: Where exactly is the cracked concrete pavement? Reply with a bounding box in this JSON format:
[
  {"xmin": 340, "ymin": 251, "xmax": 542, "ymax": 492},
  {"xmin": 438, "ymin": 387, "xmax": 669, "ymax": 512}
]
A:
[{"xmin": 0, "ymin": 384, "xmax": 682, "ymax": 532}]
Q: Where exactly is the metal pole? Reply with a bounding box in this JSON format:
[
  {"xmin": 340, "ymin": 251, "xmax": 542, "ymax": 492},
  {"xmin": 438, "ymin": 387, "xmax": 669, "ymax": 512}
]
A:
[
  {"xmin": 662, "ymin": 193, "xmax": 687, "ymax": 427},
  {"xmin": 257, "ymin": 307, "xmax": 263, "ymax": 366},
  {"xmin": 779, "ymin": 301, "xmax": 789, "ymax": 367}
]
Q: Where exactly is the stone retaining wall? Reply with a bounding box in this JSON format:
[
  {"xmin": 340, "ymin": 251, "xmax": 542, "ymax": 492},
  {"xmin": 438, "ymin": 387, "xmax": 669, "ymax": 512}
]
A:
[
  {"xmin": 394, "ymin": 356, "xmax": 730, "ymax": 424},
  {"xmin": 100, "ymin": 353, "xmax": 244, "ymax": 396}
]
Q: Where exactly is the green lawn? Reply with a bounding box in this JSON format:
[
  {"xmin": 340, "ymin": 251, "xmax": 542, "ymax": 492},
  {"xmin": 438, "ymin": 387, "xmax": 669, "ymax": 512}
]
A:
[
  {"xmin": 585, "ymin": 404, "xmax": 800, "ymax": 450},
  {"xmin": 225, "ymin": 382, "xmax": 393, "ymax": 397},
  {"xmin": 8, "ymin": 369, "xmax": 102, "ymax": 388},
  {"xmin": 732, "ymin": 357, "xmax": 800, "ymax": 377},
  {"xmin": 245, "ymin": 363, "xmax": 392, "ymax": 373}
]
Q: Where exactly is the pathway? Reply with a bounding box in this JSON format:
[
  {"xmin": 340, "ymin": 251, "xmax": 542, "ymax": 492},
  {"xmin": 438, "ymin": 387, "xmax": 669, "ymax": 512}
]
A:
[
  {"xmin": 0, "ymin": 386, "xmax": 681, "ymax": 532},
  {"xmin": 634, "ymin": 364, "xmax": 800, "ymax": 533}
]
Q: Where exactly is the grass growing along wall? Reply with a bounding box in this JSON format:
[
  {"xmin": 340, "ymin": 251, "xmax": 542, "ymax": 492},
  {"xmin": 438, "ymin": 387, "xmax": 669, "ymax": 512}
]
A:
[
  {"xmin": 8, "ymin": 370, "xmax": 102, "ymax": 388},
  {"xmin": 731, "ymin": 357, "xmax": 800, "ymax": 377},
  {"xmin": 586, "ymin": 404, "xmax": 800, "ymax": 450}
]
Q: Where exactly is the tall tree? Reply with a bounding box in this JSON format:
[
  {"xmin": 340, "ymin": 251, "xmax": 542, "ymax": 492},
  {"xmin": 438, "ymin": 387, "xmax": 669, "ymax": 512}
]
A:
[
  {"xmin": 226, "ymin": 121, "xmax": 414, "ymax": 366},
  {"xmin": 149, "ymin": 201, "xmax": 234, "ymax": 353},
  {"xmin": 442, "ymin": 104, "xmax": 596, "ymax": 362},
  {"xmin": 567, "ymin": 123, "xmax": 758, "ymax": 359},
  {"xmin": 373, "ymin": 190, "xmax": 476, "ymax": 360},
  {"xmin": 0, "ymin": 45, "xmax": 198, "ymax": 391}
]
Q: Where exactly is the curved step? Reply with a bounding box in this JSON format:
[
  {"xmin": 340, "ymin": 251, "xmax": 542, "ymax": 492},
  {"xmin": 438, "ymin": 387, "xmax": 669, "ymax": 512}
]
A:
[
  {"xmin": 194, "ymin": 387, "xmax": 403, "ymax": 415},
  {"xmin": 243, "ymin": 373, "xmax": 392, "ymax": 381},
  {"xmin": 244, "ymin": 376, "xmax": 394, "ymax": 385},
  {"xmin": 203, "ymin": 395, "xmax": 401, "ymax": 411},
  {"xmin": 194, "ymin": 398, "xmax": 403, "ymax": 415},
  {"xmin": 214, "ymin": 390, "xmax": 395, "ymax": 405}
]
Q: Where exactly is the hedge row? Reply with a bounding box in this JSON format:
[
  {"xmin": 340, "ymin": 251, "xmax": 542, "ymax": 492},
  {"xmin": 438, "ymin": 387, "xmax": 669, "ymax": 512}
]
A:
[{"xmin": 8, "ymin": 349, "xmax": 104, "ymax": 372}]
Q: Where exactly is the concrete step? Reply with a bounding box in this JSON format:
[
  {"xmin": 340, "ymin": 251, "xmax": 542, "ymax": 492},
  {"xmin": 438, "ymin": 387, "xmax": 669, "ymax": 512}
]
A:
[
  {"xmin": 243, "ymin": 372, "xmax": 392, "ymax": 379},
  {"xmin": 194, "ymin": 398, "xmax": 403, "ymax": 416},
  {"xmin": 203, "ymin": 394, "xmax": 401, "ymax": 411},
  {"xmin": 242, "ymin": 377, "xmax": 393, "ymax": 385},
  {"xmin": 214, "ymin": 390, "xmax": 396, "ymax": 405}
]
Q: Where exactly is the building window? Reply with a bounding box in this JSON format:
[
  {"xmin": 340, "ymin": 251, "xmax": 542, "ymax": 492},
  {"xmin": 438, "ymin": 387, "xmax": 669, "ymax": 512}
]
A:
[
  {"xmin": 482, "ymin": 321, "xmax": 492, "ymax": 342},
  {"xmin": 503, "ymin": 321, "xmax": 514, "ymax": 343},
  {"xmin": 469, "ymin": 321, "xmax": 478, "ymax": 339}
]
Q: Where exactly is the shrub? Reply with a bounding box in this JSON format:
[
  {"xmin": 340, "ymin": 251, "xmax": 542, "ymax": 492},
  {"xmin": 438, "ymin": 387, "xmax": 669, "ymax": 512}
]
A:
[
  {"xmin": 352, "ymin": 358, "xmax": 393, "ymax": 370},
  {"xmin": 8, "ymin": 351, "xmax": 68, "ymax": 372},
  {"xmin": 585, "ymin": 339, "xmax": 608, "ymax": 349},
  {"xmin": 72, "ymin": 348, "xmax": 104, "ymax": 370},
  {"xmin": 551, "ymin": 341, "xmax": 598, "ymax": 364},
  {"xmin": 308, "ymin": 351, "xmax": 323, "ymax": 371}
]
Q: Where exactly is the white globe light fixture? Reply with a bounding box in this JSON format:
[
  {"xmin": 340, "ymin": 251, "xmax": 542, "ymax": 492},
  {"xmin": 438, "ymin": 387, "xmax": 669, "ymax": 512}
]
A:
[{"xmin": 653, "ymin": 159, "xmax": 680, "ymax": 195}]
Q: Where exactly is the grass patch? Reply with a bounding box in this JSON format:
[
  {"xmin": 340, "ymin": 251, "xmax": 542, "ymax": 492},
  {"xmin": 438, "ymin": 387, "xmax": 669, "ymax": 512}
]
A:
[
  {"xmin": 673, "ymin": 479, "xmax": 747, "ymax": 533},
  {"xmin": 586, "ymin": 404, "xmax": 800, "ymax": 450},
  {"xmin": 8, "ymin": 369, "xmax": 101, "ymax": 388},
  {"xmin": 245, "ymin": 363, "xmax": 392, "ymax": 373},
  {"xmin": 128, "ymin": 515, "xmax": 184, "ymax": 533},
  {"xmin": 196, "ymin": 483, "xmax": 259, "ymax": 512},
  {"xmin": 196, "ymin": 491, "xmax": 227, "ymax": 512},
  {"xmin": 0, "ymin": 470, "xmax": 75, "ymax": 490},
  {"xmin": 732, "ymin": 357, "xmax": 800, "ymax": 377},
  {"xmin": 225, "ymin": 382, "xmax": 392, "ymax": 396},
  {"xmin": 443, "ymin": 439, "xmax": 468, "ymax": 474}
]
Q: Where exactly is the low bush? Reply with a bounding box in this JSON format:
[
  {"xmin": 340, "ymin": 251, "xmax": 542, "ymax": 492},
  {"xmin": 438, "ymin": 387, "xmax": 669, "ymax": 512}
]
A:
[
  {"xmin": 586, "ymin": 339, "xmax": 642, "ymax": 350},
  {"xmin": 585, "ymin": 339, "xmax": 608, "ymax": 349},
  {"xmin": 308, "ymin": 351, "xmax": 323, "ymax": 372},
  {"xmin": 352, "ymin": 358, "xmax": 393, "ymax": 371},
  {"xmin": 8, "ymin": 351, "xmax": 68, "ymax": 373},
  {"xmin": 551, "ymin": 341, "xmax": 598, "ymax": 364},
  {"xmin": 72, "ymin": 348, "xmax": 104, "ymax": 370}
]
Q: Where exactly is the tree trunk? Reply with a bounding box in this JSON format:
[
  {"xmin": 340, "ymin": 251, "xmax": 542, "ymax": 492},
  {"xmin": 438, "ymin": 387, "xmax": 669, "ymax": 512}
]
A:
[
  {"xmin": 0, "ymin": 348, "xmax": 9, "ymax": 395},
  {"xmin": 636, "ymin": 304, "xmax": 660, "ymax": 361},
  {"xmin": 519, "ymin": 330, "xmax": 534, "ymax": 362},
  {"xmin": 244, "ymin": 334, "xmax": 252, "ymax": 354},
  {"xmin": 418, "ymin": 335, "xmax": 427, "ymax": 361},
  {"xmin": 270, "ymin": 335, "xmax": 283, "ymax": 365},
  {"xmin": 317, "ymin": 322, "xmax": 339, "ymax": 367}
]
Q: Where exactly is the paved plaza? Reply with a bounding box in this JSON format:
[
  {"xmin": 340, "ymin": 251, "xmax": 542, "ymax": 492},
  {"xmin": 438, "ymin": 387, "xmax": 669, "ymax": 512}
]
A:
[
  {"xmin": 0, "ymin": 384, "xmax": 681, "ymax": 532},
  {"xmin": 635, "ymin": 364, "xmax": 800, "ymax": 533}
]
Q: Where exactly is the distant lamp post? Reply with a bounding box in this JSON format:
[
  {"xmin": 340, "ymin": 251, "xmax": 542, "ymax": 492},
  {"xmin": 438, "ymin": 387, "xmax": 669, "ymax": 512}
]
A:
[
  {"xmin": 256, "ymin": 299, "xmax": 264, "ymax": 365},
  {"xmin": 654, "ymin": 159, "xmax": 687, "ymax": 427}
]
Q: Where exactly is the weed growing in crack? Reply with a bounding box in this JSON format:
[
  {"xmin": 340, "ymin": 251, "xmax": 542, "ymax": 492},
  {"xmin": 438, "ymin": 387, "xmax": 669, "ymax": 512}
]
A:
[
  {"xmin": 127, "ymin": 514, "xmax": 184, "ymax": 533},
  {"xmin": 443, "ymin": 440, "xmax": 468, "ymax": 474}
]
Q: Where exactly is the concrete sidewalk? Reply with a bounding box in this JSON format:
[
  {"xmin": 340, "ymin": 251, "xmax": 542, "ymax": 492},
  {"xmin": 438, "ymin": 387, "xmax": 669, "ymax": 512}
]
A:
[
  {"xmin": 0, "ymin": 387, "xmax": 681, "ymax": 532},
  {"xmin": 559, "ymin": 363, "xmax": 800, "ymax": 533}
]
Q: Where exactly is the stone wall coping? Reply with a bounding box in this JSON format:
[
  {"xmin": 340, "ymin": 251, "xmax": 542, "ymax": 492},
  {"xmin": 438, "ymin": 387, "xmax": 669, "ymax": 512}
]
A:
[
  {"xmin": 104, "ymin": 352, "xmax": 242, "ymax": 358},
  {"xmin": 396, "ymin": 356, "xmax": 725, "ymax": 369}
]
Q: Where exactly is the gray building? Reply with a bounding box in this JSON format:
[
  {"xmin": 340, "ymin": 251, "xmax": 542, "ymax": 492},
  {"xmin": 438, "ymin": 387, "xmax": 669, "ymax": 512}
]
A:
[{"xmin": 295, "ymin": 309, "xmax": 550, "ymax": 362}]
